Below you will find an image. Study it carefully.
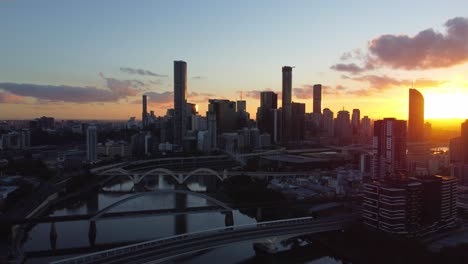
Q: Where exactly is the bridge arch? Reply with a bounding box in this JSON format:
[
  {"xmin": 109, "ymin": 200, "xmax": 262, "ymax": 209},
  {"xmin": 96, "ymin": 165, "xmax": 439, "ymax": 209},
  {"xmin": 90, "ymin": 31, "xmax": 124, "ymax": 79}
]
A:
[
  {"xmin": 90, "ymin": 190, "xmax": 232, "ymax": 221},
  {"xmin": 183, "ymin": 168, "xmax": 223, "ymax": 183},
  {"xmin": 137, "ymin": 168, "xmax": 179, "ymax": 184},
  {"xmin": 99, "ymin": 168, "xmax": 135, "ymax": 184}
]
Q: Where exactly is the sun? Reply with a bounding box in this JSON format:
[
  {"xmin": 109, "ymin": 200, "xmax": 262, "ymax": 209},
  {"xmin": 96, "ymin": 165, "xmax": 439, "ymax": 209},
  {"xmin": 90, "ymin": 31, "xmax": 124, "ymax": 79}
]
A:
[{"xmin": 423, "ymin": 84, "xmax": 468, "ymax": 119}]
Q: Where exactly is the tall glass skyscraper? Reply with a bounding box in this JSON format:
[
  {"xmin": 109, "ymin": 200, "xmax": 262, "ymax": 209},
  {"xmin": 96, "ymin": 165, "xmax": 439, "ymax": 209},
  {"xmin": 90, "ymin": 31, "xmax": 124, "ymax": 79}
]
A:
[{"xmin": 408, "ymin": 88, "xmax": 424, "ymax": 142}]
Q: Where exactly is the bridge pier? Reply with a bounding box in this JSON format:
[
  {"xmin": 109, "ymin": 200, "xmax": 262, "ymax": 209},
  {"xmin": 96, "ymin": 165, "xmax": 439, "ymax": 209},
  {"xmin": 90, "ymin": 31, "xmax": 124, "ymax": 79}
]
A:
[
  {"xmin": 50, "ymin": 222, "xmax": 57, "ymax": 250},
  {"xmin": 88, "ymin": 221, "xmax": 97, "ymax": 247},
  {"xmin": 256, "ymin": 208, "xmax": 262, "ymax": 222},
  {"xmin": 224, "ymin": 211, "xmax": 234, "ymax": 226}
]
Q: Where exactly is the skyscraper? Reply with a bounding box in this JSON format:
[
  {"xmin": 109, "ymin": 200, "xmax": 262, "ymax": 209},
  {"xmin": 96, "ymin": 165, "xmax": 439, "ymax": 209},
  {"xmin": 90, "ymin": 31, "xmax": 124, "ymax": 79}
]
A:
[
  {"xmin": 408, "ymin": 88, "xmax": 425, "ymax": 142},
  {"xmin": 462, "ymin": 120, "xmax": 468, "ymax": 164},
  {"xmin": 142, "ymin": 95, "xmax": 148, "ymax": 129},
  {"xmin": 372, "ymin": 118, "xmax": 407, "ymax": 179},
  {"xmin": 236, "ymin": 100, "xmax": 246, "ymax": 113},
  {"xmin": 291, "ymin": 102, "xmax": 305, "ymax": 141},
  {"xmin": 335, "ymin": 110, "xmax": 351, "ymax": 145},
  {"xmin": 352, "ymin": 109, "xmax": 360, "ymax": 135},
  {"xmin": 322, "ymin": 108, "xmax": 334, "ymax": 137},
  {"xmin": 257, "ymin": 91, "xmax": 278, "ymax": 141},
  {"xmin": 86, "ymin": 125, "xmax": 97, "ymax": 162},
  {"xmin": 174, "ymin": 60, "xmax": 188, "ymax": 145},
  {"xmin": 260, "ymin": 91, "xmax": 278, "ymax": 110},
  {"xmin": 281, "ymin": 66, "xmax": 293, "ymax": 143},
  {"xmin": 208, "ymin": 99, "xmax": 238, "ymax": 134},
  {"xmin": 313, "ymin": 84, "xmax": 322, "ymax": 114}
]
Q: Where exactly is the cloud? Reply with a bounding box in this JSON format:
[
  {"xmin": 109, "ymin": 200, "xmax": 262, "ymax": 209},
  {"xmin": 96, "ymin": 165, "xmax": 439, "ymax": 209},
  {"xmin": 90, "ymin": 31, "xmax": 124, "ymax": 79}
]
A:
[
  {"xmin": 368, "ymin": 17, "xmax": 468, "ymax": 70},
  {"xmin": 237, "ymin": 89, "xmax": 281, "ymax": 100},
  {"xmin": 120, "ymin": 67, "xmax": 167, "ymax": 77},
  {"xmin": 145, "ymin": 91, "xmax": 174, "ymax": 104},
  {"xmin": 99, "ymin": 73, "xmax": 143, "ymax": 97},
  {"xmin": 293, "ymin": 85, "xmax": 348, "ymax": 98},
  {"xmin": 0, "ymin": 82, "xmax": 122, "ymax": 103},
  {"xmin": 149, "ymin": 80, "xmax": 163, "ymax": 85},
  {"xmin": 342, "ymin": 75, "xmax": 446, "ymax": 96},
  {"xmin": 0, "ymin": 91, "xmax": 27, "ymax": 104},
  {"xmin": 330, "ymin": 63, "xmax": 367, "ymax": 75},
  {"xmin": 191, "ymin": 76, "xmax": 206, "ymax": 80},
  {"xmin": 331, "ymin": 17, "xmax": 468, "ymax": 72},
  {"xmin": 187, "ymin": 91, "xmax": 215, "ymax": 103}
]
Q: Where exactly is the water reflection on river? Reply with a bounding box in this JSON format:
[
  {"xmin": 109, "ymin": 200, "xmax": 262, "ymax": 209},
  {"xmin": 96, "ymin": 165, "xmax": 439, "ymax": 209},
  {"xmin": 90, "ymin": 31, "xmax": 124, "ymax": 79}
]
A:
[{"xmin": 22, "ymin": 175, "xmax": 343, "ymax": 264}]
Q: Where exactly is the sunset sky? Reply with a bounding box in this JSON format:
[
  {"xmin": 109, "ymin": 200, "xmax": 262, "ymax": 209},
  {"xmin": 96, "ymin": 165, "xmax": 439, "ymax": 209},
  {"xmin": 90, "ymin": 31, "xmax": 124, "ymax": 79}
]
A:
[{"xmin": 1, "ymin": 0, "xmax": 468, "ymax": 121}]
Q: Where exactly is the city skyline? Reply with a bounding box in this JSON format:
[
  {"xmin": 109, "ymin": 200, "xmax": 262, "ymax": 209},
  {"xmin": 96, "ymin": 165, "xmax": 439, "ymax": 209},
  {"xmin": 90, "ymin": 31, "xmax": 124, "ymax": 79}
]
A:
[{"xmin": 1, "ymin": 1, "xmax": 468, "ymax": 121}]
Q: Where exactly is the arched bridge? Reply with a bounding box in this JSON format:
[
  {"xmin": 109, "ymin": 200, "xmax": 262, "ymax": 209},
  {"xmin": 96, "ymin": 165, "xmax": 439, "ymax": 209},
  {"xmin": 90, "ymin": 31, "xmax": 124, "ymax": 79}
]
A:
[
  {"xmin": 90, "ymin": 190, "xmax": 232, "ymax": 221},
  {"xmin": 98, "ymin": 167, "xmax": 315, "ymax": 185},
  {"xmin": 99, "ymin": 167, "xmax": 227, "ymax": 185},
  {"xmin": 51, "ymin": 214, "xmax": 358, "ymax": 264}
]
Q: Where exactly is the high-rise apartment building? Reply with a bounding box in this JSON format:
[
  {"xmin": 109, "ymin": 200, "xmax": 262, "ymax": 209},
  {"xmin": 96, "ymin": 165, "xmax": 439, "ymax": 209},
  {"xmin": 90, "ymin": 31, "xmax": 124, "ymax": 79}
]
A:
[
  {"xmin": 373, "ymin": 118, "xmax": 407, "ymax": 179},
  {"xmin": 363, "ymin": 175, "xmax": 457, "ymax": 235},
  {"xmin": 174, "ymin": 60, "xmax": 188, "ymax": 145},
  {"xmin": 408, "ymin": 88, "xmax": 425, "ymax": 142}
]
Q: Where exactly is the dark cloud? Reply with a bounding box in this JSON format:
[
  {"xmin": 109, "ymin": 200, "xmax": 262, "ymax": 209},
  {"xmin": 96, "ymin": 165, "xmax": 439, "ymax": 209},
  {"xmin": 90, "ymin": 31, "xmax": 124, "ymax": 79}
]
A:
[
  {"xmin": 330, "ymin": 63, "xmax": 366, "ymax": 75},
  {"xmin": 368, "ymin": 17, "xmax": 468, "ymax": 69},
  {"xmin": 0, "ymin": 83, "xmax": 122, "ymax": 103},
  {"xmin": 331, "ymin": 17, "xmax": 468, "ymax": 73},
  {"xmin": 120, "ymin": 67, "xmax": 168, "ymax": 77},
  {"xmin": 99, "ymin": 73, "xmax": 141, "ymax": 97}
]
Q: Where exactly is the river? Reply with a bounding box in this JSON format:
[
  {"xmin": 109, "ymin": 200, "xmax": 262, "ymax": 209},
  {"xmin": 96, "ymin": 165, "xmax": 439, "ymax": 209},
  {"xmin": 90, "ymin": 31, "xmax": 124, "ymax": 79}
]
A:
[{"xmin": 21, "ymin": 175, "xmax": 344, "ymax": 264}]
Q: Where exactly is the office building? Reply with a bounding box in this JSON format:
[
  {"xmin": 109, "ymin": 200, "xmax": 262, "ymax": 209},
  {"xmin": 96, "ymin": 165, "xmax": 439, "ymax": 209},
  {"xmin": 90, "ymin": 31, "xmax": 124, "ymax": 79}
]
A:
[
  {"xmin": 322, "ymin": 108, "xmax": 334, "ymax": 137},
  {"xmin": 208, "ymin": 99, "xmax": 238, "ymax": 134},
  {"xmin": 207, "ymin": 112, "xmax": 217, "ymax": 149},
  {"xmin": 236, "ymin": 100, "xmax": 246, "ymax": 113},
  {"xmin": 313, "ymin": 84, "xmax": 322, "ymax": 114},
  {"xmin": 142, "ymin": 95, "xmax": 148, "ymax": 129},
  {"xmin": 335, "ymin": 110, "xmax": 351, "ymax": 145},
  {"xmin": 352, "ymin": 109, "xmax": 360, "ymax": 135},
  {"xmin": 174, "ymin": 60, "xmax": 188, "ymax": 145},
  {"xmin": 291, "ymin": 102, "xmax": 305, "ymax": 141},
  {"xmin": 408, "ymin": 89, "xmax": 425, "ymax": 142},
  {"xmin": 281, "ymin": 66, "xmax": 293, "ymax": 143},
  {"xmin": 257, "ymin": 91, "xmax": 278, "ymax": 142},
  {"xmin": 86, "ymin": 125, "xmax": 98, "ymax": 162},
  {"xmin": 372, "ymin": 118, "xmax": 407, "ymax": 179}
]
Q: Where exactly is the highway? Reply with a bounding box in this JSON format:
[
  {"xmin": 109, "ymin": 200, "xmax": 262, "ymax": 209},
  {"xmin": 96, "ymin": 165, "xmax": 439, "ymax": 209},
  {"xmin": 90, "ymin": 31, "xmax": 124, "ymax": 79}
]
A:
[{"xmin": 51, "ymin": 214, "xmax": 357, "ymax": 264}]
